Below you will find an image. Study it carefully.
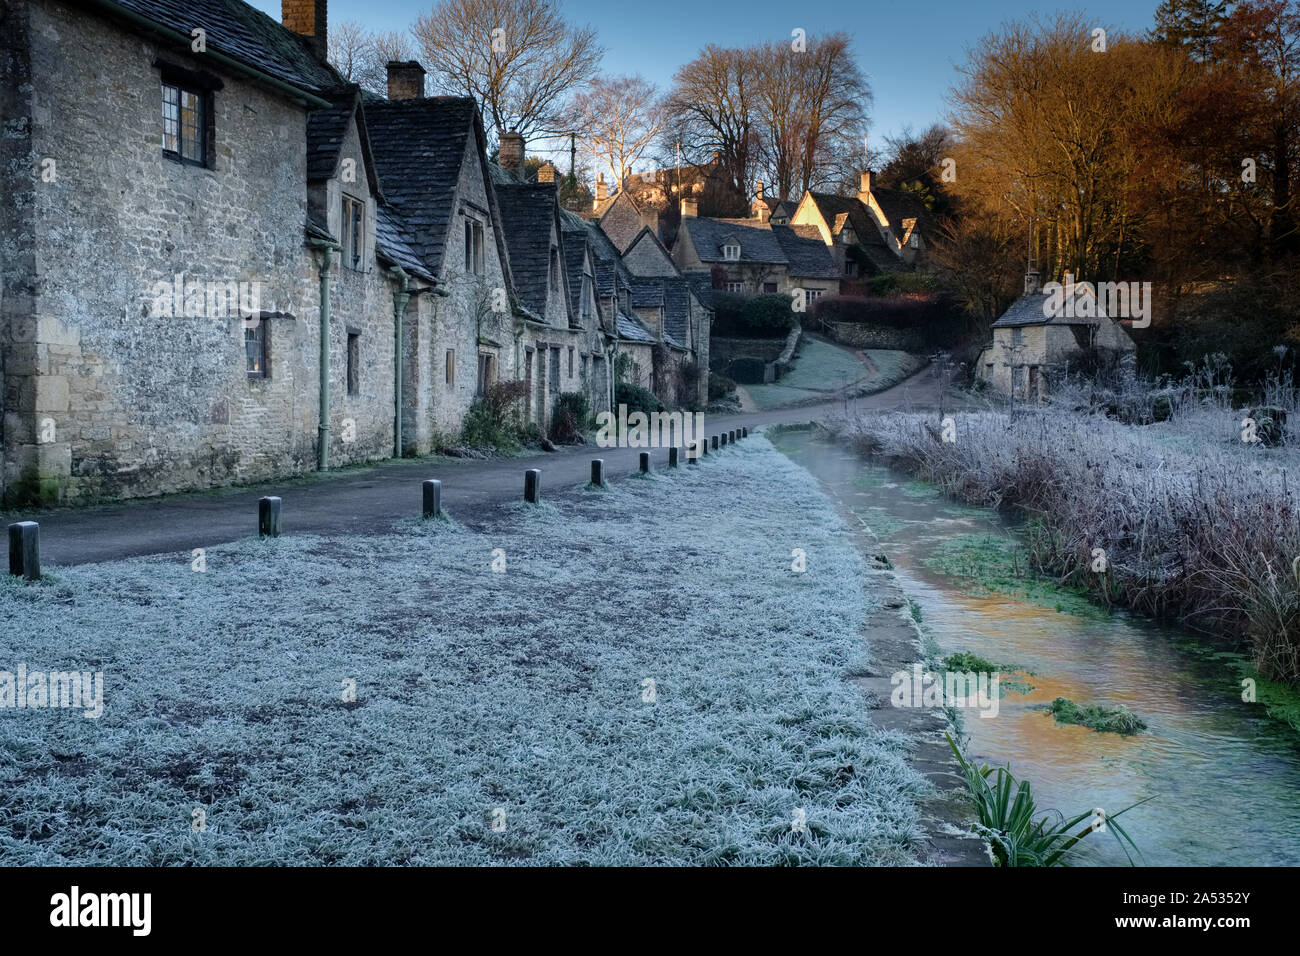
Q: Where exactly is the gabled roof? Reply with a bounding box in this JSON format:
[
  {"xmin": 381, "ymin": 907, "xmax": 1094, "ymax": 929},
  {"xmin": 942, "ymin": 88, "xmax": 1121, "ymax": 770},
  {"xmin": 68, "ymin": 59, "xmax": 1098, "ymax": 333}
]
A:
[
  {"xmin": 598, "ymin": 191, "xmax": 645, "ymax": 252},
  {"xmin": 561, "ymin": 207, "xmax": 634, "ymax": 297},
  {"xmin": 623, "ymin": 226, "xmax": 677, "ymax": 271},
  {"xmin": 562, "ymin": 240, "xmax": 589, "ymax": 328},
  {"xmin": 806, "ymin": 193, "xmax": 882, "ymax": 249},
  {"xmin": 630, "ymin": 281, "xmax": 664, "ymax": 308},
  {"xmin": 363, "ymin": 96, "xmax": 481, "ymax": 272},
  {"xmin": 684, "ymin": 272, "xmax": 714, "ymax": 309},
  {"xmin": 616, "ymin": 312, "xmax": 659, "ymax": 344},
  {"xmin": 375, "ymin": 206, "xmax": 435, "ymax": 283},
  {"xmin": 680, "ymin": 217, "xmax": 787, "ymax": 265},
  {"xmin": 872, "ymin": 187, "xmax": 935, "ymax": 242},
  {"xmin": 306, "ymin": 87, "xmax": 382, "ymax": 200},
  {"xmin": 992, "ymin": 287, "xmax": 1112, "ymax": 328},
  {"xmin": 661, "ymin": 278, "xmax": 694, "ymax": 348},
  {"xmin": 496, "ymin": 182, "xmax": 564, "ymax": 318},
  {"xmin": 102, "ymin": 0, "xmax": 340, "ymax": 97},
  {"xmin": 771, "ymin": 225, "xmax": 837, "ymax": 279}
]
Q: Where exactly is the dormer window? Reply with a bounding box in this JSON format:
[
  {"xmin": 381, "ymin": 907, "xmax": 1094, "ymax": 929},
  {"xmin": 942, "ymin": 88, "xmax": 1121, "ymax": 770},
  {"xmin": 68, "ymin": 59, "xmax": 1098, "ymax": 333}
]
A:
[
  {"xmin": 342, "ymin": 195, "xmax": 365, "ymax": 270},
  {"xmin": 722, "ymin": 242, "xmax": 741, "ymax": 261}
]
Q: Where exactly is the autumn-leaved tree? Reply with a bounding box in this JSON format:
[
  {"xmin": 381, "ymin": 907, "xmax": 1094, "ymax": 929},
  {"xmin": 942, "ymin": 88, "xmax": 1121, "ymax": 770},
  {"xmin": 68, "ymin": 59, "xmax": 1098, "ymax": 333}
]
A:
[{"xmin": 412, "ymin": 0, "xmax": 602, "ymax": 143}]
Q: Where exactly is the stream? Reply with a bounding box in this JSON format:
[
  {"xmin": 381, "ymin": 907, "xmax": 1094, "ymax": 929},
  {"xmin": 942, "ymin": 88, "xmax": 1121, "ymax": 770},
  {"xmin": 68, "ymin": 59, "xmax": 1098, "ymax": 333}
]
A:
[{"xmin": 773, "ymin": 427, "xmax": 1300, "ymax": 866}]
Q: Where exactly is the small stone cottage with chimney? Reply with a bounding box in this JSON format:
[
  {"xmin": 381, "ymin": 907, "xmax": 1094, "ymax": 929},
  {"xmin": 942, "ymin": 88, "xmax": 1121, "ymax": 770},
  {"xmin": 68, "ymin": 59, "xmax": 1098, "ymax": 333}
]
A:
[{"xmin": 977, "ymin": 270, "xmax": 1137, "ymax": 399}]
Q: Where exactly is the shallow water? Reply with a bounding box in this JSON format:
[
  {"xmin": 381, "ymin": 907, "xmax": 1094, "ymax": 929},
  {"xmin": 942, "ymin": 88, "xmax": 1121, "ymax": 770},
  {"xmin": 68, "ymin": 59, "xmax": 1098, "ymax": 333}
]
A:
[{"xmin": 774, "ymin": 429, "xmax": 1300, "ymax": 866}]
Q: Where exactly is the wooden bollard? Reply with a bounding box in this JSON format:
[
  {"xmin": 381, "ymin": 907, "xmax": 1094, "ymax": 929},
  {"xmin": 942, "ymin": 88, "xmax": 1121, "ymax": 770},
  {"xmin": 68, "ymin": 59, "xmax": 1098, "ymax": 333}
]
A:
[
  {"xmin": 639, "ymin": 452, "xmax": 650, "ymax": 473},
  {"xmin": 711, "ymin": 435, "xmax": 719, "ymax": 451},
  {"xmin": 668, "ymin": 447, "xmax": 679, "ymax": 468},
  {"xmin": 688, "ymin": 442, "xmax": 700, "ymax": 464},
  {"xmin": 524, "ymin": 468, "xmax": 541, "ymax": 503},
  {"xmin": 720, "ymin": 433, "xmax": 728, "ymax": 448},
  {"xmin": 258, "ymin": 496, "xmax": 282, "ymax": 537},
  {"xmin": 729, "ymin": 430, "xmax": 736, "ymax": 443},
  {"xmin": 8, "ymin": 521, "xmax": 40, "ymax": 581},
  {"xmin": 701, "ymin": 438, "xmax": 708, "ymax": 456},
  {"xmin": 422, "ymin": 479, "xmax": 442, "ymax": 518},
  {"xmin": 591, "ymin": 459, "xmax": 605, "ymax": 487},
  {"xmin": 742, "ymin": 426, "xmax": 748, "ymax": 438}
]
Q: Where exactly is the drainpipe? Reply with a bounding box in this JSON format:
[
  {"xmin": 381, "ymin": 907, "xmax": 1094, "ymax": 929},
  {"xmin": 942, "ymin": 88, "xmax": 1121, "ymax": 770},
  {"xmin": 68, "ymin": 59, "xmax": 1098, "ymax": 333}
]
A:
[
  {"xmin": 309, "ymin": 240, "xmax": 339, "ymax": 471},
  {"xmin": 387, "ymin": 266, "xmax": 411, "ymax": 459}
]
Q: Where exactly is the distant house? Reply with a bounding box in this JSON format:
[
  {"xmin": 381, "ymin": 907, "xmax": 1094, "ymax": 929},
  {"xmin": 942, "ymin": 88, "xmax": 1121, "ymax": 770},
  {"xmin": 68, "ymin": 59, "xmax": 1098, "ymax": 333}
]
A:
[
  {"xmin": 977, "ymin": 271, "xmax": 1137, "ymax": 400},
  {"xmin": 791, "ymin": 171, "xmax": 934, "ymax": 276},
  {"xmin": 671, "ymin": 206, "xmax": 840, "ymax": 306}
]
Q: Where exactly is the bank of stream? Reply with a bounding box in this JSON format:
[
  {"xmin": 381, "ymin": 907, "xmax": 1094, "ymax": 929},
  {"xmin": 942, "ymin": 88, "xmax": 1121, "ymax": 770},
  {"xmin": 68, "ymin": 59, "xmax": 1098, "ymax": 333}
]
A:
[{"xmin": 772, "ymin": 426, "xmax": 1300, "ymax": 866}]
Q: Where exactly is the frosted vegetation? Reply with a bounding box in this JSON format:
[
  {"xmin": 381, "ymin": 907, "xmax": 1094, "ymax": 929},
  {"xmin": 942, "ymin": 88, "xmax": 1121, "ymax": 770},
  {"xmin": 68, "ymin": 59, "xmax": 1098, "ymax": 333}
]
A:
[
  {"xmin": 841, "ymin": 360, "xmax": 1300, "ymax": 686},
  {"xmin": 0, "ymin": 437, "xmax": 926, "ymax": 865}
]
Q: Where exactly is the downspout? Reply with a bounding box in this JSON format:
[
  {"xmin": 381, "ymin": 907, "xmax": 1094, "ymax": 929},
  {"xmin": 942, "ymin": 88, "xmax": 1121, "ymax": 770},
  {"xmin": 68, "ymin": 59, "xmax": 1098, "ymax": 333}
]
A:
[
  {"xmin": 308, "ymin": 240, "xmax": 339, "ymax": 471},
  {"xmin": 387, "ymin": 266, "xmax": 411, "ymax": 459}
]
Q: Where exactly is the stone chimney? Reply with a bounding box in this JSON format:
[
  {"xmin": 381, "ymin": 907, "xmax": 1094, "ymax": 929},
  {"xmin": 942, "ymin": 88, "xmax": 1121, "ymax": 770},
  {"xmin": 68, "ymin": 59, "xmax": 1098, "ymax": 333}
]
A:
[
  {"xmin": 640, "ymin": 207, "xmax": 659, "ymax": 237},
  {"xmin": 282, "ymin": 0, "xmax": 328, "ymax": 60},
  {"xmin": 680, "ymin": 197, "xmax": 698, "ymax": 219},
  {"xmin": 499, "ymin": 131, "xmax": 525, "ymax": 178},
  {"xmin": 1025, "ymin": 266, "xmax": 1041, "ymax": 295},
  {"xmin": 386, "ymin": 61, "xmax": 426, "ymax": 100},
  {"xmin": 537, "ymin": 162, "xmax": 556, "ymax": 184},
  {"xmin": 857, "ymin": 169, "xmax": 873, "ymax": 203},
  {"xmin": 595, "ymin": 173, "xmax": 607, "ymax": 202},
  {"xmin": 753, "ymin": 181, "xmax": 770, "ymax": 222}
]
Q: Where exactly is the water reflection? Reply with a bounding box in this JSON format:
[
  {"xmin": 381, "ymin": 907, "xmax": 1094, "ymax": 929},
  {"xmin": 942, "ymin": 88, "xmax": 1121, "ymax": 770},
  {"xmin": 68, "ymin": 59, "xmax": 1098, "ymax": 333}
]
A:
[{"xmin": 774, "ymin": 429, "xmax": 1300, "ymax": 866}]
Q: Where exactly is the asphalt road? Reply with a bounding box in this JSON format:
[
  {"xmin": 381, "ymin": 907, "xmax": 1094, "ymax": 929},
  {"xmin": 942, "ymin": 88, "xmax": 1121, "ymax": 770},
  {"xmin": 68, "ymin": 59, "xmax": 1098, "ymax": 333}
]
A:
[{"xmin": 10, "ymin": 365, "xmax": 945, "ymax": 567}]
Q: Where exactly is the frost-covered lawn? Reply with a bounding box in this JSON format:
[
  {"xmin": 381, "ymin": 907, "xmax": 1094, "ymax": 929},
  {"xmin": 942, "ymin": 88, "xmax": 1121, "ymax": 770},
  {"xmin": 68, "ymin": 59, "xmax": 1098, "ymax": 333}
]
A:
[
  {"xmin": 745, "ymin": 339, "xmax": 924, "ymax": 409},
  {"xmin": 0, "ymin": 436, "xmax": 926, "ymax": 865}
]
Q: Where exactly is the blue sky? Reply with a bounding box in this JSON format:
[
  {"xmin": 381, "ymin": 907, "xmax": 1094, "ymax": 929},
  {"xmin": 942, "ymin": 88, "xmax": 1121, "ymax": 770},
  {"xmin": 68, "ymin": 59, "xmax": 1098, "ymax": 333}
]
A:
[{"xmin": 253, "ymin": 0, "xmax": 1163, "ymax": 154}]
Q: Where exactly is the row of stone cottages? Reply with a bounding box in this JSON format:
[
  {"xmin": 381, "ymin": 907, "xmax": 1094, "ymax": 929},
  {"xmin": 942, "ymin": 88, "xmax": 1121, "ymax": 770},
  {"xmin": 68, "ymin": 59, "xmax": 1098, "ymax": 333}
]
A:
[{"xmin": 0, "ymin": 0, "xmax": 709, "ymax": 506}]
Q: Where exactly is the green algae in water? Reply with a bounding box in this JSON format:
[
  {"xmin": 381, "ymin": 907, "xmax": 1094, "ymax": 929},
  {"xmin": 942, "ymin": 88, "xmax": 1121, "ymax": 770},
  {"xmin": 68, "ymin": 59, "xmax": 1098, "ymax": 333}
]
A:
[
  {"xmin": 941, "ymin": 652, "xmax": 1035, "ymax": 696},
  {"xmin": 923, "ymin": 533, "xmax": 1109, "ymax": 620},
  {"xmin": 1044, "ymin": 697, "xmax": 1147, "ymax": 736}
]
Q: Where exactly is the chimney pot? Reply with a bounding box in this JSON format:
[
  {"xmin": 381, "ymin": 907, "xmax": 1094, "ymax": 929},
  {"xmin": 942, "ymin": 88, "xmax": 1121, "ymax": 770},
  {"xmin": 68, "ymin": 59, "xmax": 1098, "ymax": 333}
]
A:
[
  {"xmin": 595, "ymin": 172, "xmax": 607, "ymax": 202},
  {"xmin": 386, "ymin": 60, "xmax": 426, "ymax": 100},
  {"xmin": 680, "ymin": 197, "xmax": 698, "ymax": 219},
  {"xmin": 1025, "ymin": 267, "xmax": 1041, "ymax": 295},
  {"xmin": 538, "ymin": 162, "xmax": 556, "ymax": 183},
  {"xmin": 499, "ymin": 131, "xmax": 525, "ymax": 178},
  {"xmin": 282, "ymin": 0, "xmax": 329, "ymax": 60}
]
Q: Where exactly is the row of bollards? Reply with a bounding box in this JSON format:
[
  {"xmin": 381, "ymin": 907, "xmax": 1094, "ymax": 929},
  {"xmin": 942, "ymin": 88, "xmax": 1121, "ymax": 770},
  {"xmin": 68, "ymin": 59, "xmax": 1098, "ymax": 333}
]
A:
[{"xmin": 5, "ymin": 426, "xmax": 756, "ymax": 582}]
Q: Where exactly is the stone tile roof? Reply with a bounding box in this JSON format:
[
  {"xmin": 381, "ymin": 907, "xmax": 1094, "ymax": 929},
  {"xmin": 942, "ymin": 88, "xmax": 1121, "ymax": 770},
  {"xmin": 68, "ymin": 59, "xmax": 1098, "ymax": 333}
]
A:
[
  {"xmin": 681, "ymin": 217, "xmax": 788, "ymax": 265},
  {"xmin": 561, "ymin": 208, "xmax": 633, "ymax": 298},
  {"xmin": 629, "ymin": 281, "xmax": 664, "ymax": 308},
  {"xmin": 495, "ymin": 182, "xmax": 560, "ymax": 317},
  {"xmin": 305, "ymin": 92, "xmax": 355, "ymax": 181},
  {"xmin": 375, "ymin": 206, "xmax": 435, "ymax": 283},
  {"xmin": 684, "ymin": 272, "xmax": 714, "ymax": 309},
  {"xmin": 662, "ymin": 278, "xmax": 693, "ymax": 348},
  {"xmin": 562, "ymin": 240, "xmax": 588, "ymax": 328},
  {"xmin": 992, "ymin": 288, "xmax": 1112, "ymax": 328},
  {"xmin": 363, "ymin": 96, "xmax": 480, "ymax": 273},
  {"xmin": 872, "ymin": 187, "xmax": 935, "ymax": 241},
  {"xmin": 616, "ymin": 312, "xmax": 658, "ymax": 344},
  {"xmin": 771, "ymin": 225, "xmax": 837, "ymax": 279},
  {"xmin": 807, "ymin": 193, "xmax": 881, "ymax": 249},
  {"xmin": 107, "ymin": 0, "xmax": 340, "ymax": 95}
]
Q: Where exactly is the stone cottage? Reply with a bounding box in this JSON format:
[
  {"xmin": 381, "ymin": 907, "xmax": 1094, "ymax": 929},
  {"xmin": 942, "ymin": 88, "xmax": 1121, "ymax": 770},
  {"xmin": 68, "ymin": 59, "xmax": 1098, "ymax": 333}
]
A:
[
  {"xmin": 790, "ymin": 171, "xmax": 935, "ymax": 277},
  {"xmin": 671, "ymin": 205, "xmax": 840, "ymax": 307},
  {"xmin": 977, "ymin": 271, "xmax": 1137, "ymax": 399},
  {"xmin": 1, "ymin": 0, "xmax": 443, "ymax": 505},
  {"xmin": 1, "ymin": 0, "xmax": 637, "ymax": 507}
]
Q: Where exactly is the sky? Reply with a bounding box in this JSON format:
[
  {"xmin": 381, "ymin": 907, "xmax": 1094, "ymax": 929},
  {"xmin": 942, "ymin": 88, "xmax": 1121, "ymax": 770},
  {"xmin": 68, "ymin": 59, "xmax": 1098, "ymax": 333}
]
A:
[{"xmin": 252, "ymin": 0, "xmax": 1164, "ymax": 159}]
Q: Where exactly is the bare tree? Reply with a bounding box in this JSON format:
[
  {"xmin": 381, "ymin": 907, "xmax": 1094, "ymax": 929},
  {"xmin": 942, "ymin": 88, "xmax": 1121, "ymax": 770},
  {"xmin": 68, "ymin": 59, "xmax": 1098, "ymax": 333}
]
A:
[
  {"xmin": 328, "ymin": 21, "xmax": 415, "ymax": 97},
  {"xmin": 412, "ymin": 0, "xmax": 603, "ymax": 143},
  {"xmin": 665, "ymin": 45, "xmax": 760, "ymax": 197},
  {"xmin": 570, "ymin": 75, "xmax": 666, "ymax": 184}
]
